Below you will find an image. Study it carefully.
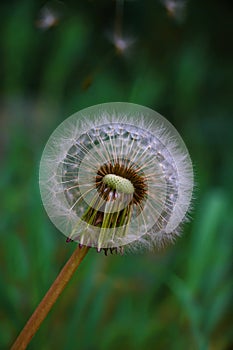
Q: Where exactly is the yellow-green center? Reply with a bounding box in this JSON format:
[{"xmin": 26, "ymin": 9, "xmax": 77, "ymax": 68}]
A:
[{"xmin": 103, "ymin": 174, "xmax": 135, "ymax": 194}]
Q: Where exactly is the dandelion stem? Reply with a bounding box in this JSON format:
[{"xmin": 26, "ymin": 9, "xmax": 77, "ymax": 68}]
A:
[{"xmin": 11, "ymin": 245, "xmax": 89, "ymax": 350}]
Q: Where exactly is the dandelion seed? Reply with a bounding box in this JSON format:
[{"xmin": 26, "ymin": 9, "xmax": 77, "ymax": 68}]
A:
[
  {"xmin": 36, "ymin": 0, "xmax": 65, "ymax": 30},
  {"xmin": 106, "ymin": 0, "xmax": 136, "ymax": 56},
  {"xmin": 107, "ymin": 32, "xmax": 136, "ymax": 56},
  {"xmin": 39, "ymin": 103, "xmax": 193, "ymax": 253},
  {"xmin": 160, "ymin": 0, "xmax": 187, "ymax": 22}
]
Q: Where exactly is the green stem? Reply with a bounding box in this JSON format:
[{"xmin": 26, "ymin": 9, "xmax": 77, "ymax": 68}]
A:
[{"xmin": 11, "ymin": 245, "xmax": 90, "ymax": 350}]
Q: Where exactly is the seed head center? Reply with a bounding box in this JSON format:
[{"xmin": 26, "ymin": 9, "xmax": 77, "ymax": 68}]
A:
[{"xmin": 103, "ymin": 174, "xmax": 135, "ymax": 194}]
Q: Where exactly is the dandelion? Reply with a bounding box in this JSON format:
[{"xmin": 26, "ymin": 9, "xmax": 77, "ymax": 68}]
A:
[
  {"xmin": 11, "ymin": 102, "xmax": 193, "ymax": 350},
  {"xmin": 39, "ymin": 102, "xmax": 193, "ymax": 254}
]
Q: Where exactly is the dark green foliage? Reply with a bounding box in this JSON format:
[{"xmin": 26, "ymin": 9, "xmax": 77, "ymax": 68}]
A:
[{"xmin": 0, "ymin": 1, "xmax": 232, "ymax": 349}]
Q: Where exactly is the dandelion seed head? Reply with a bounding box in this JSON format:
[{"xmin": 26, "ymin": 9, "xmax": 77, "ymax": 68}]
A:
[{"xmin": 39, "ymin": 103, "xmax": 193, "ymax": 253}]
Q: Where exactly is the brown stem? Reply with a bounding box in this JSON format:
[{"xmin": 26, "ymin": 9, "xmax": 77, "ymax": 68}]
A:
[{"xmin": 11, "ymin": 245, "xmax": 90, "ymax": 350}]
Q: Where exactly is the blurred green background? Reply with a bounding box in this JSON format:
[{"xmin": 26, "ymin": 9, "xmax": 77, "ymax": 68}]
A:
[{"xmin": 0, "ymin": 0, "xmax": 232, "ymax": 349}]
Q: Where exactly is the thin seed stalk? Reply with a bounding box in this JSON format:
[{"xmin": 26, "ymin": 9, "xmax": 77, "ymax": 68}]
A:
[{"xmin": 11, "ymin": 245, "xmax": 89, "ymax": 350}]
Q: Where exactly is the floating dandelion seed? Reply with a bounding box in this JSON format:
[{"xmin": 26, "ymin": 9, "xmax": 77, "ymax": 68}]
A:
[
  {"xmin": 39, "ymin": 103, "xmax": 193, "ymax": 254},
  {"xmin": 160, "ymin": 0, "xmax": 187, "ymax": 22},
  {"xmin": 107, "ymin": 31, "xmax": 136, "ymax": 56},
  {"xmin": 36, "ymin": 0, "xmax": 65, "ymax": 30},
  {"xmin": 106, "ymin": 0, "xmax": 136, "ymax": 56}
]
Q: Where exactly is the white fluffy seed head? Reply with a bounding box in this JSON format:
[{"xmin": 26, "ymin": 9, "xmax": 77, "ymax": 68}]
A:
[{"xmin": 39, "ymin": 102, "xmax": 193, "ymax": 253}]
